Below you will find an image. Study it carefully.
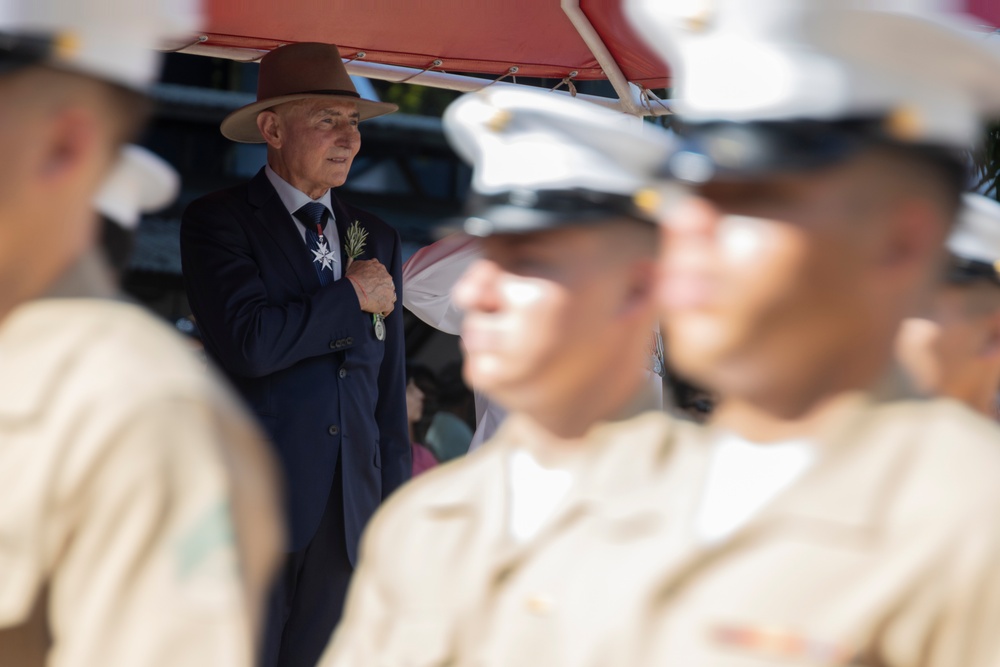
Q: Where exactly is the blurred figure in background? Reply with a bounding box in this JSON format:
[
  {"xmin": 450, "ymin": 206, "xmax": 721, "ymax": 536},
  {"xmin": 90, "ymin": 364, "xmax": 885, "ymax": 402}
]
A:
[
  {"xmin": 612, "ymin": 0, "xmax": 1000, "ymax": 664},
  {"xmin": 320, "ymin": 86, "xmax": 678, "ymax": 667},
  {"xmin": 0, "ymin": 5, "xmax": 283, "ymax": 666},
  {"xmin": 405, "ymin": 364, "xmax": 440, "ymax": 476},
  {"xmin": 95, "ymin": 144, "xmax": 180, "ymax": 278},
  {"xmin": 423, "ymin": 361, "xmax": 476, "ymax": 461},
  {"xmin": 897, "ymin": 194, "xmax": 1000, "ymax": 419},
  {"xmin": 402, "ymin": 233, "xmax": 510, "ymax": 450}
]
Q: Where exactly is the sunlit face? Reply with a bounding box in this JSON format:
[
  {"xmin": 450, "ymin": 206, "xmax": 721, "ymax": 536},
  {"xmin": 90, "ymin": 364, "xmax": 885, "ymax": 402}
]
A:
[
  {"xmin": 452, "ymin": 224, "xmax": 655, "ymax": 414},
  {"xmin": 895, "ymin": 286, "xmax": 995, "ymax": 397},
  {"xmin": 655, "ymin": 156, "xmax": 889, "ymax": 396},
  {"xmin": 264, "ymin": 98, "xmax": 361, "ymax": 195}
]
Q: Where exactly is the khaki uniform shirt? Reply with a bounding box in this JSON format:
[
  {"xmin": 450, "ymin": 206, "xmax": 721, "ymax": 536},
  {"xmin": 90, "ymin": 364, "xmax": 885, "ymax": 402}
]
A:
[
  {"xmin": 464, "ymin": 384, "xmax": 1000, "ymax": 667},
  {"xmin": 318, "ymin": 409, "xmax": 680, "ymax": 667},
  {"xmin": 0, "ymin": 296, "xmax": 284, "ymax": 666}
]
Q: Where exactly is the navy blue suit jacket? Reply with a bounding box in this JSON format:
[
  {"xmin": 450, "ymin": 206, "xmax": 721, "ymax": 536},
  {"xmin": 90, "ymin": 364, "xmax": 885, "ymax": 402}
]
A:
[{"xmin": 180, "ymin": 168, "xmax": 410, "ymax": 559}]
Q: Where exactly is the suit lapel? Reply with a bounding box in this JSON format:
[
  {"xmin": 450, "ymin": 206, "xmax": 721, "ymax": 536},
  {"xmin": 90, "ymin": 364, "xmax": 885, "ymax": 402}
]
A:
[{"xmin": 247, "ymin": 168, "xmax": 320, "ymax": 293}]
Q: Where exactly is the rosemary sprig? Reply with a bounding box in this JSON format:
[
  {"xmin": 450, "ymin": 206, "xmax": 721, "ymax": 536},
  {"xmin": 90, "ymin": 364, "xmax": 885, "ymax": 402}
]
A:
[{"xmin": 345, "ymin": 220, "xmax": 368, "ymax": 261}]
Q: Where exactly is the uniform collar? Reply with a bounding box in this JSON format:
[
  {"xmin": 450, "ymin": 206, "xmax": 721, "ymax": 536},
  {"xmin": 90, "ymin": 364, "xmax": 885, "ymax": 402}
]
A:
[
  {"xmin": 264, "ymin": 164, "xmax": 336, "ymax": 222},
  {"xmin": 422, "ymin": 408, "xmax": 678, "ymax": 520},
  {"xmin": 0, "ymin": 254, "xmax": 127, "ymax": 421},
  {"xmin": 681, "ymin": 367, "xmax": 923, "ymax": 539}
]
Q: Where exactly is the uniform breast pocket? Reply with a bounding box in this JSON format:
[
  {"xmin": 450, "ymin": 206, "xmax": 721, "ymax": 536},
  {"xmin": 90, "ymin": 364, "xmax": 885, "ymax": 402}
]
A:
[{"xmin": 380, "ymin": 618, "xmax": 454, "ymax": 667}]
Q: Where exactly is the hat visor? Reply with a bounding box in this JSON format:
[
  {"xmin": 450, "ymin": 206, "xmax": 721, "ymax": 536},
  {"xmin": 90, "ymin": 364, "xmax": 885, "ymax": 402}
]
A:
[
  {"xmin": 658, "ymin": 119, "xmax": 888, "ymax": 184},
  {"xmin": 455, "ymin": 204, "xmax": 643, "ymax": 238},
  {"xmin": 220, "ymin": 93, "xmax": 398, "ymax": 143}
]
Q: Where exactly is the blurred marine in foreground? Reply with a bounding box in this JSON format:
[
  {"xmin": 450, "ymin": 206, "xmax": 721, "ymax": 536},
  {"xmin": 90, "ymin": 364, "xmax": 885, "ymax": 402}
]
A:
[
  {"xmin": 320, "ymin": 86, "xmax": 680, "ymax": 665},
  {"xmin": 0, "ymin": 3, "xmax": 283, "ymax": 666},
  {"xmin": 897, "ymin": 194, "xmax": 1000, "ymax": 419},
  {"xmin": 617, "ymin": 0, "xmax": 1000, "ymax": 664}
]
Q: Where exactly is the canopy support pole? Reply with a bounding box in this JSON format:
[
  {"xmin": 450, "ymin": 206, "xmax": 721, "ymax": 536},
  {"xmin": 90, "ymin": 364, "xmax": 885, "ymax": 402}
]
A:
[{"xmin": 560, "ymin": 0, "xmax": 647, "ymax": 117}]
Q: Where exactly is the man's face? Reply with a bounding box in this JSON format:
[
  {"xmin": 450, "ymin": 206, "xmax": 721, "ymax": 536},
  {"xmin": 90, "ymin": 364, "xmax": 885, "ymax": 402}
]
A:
[
  {"xmin": 655, "ymin": 155, "xmax": 896, "ymax": 399},
  {"xmin": 895, "ymin": 285, "xmax": 998, "ymax": 398},
  {"xmin": 0, "ymin": 69, "xmax": 111, "ymax": 318},
  {"xmin": 265, "ymin": 98, "xmax": 361, "ymax": 195},
  {"xmin": 405, "ymin": 379, "xmax": 425, "ymax": 425},
  {"xmin": 453, "ymin": 224, "xmax": 656, "ymax": 414}
]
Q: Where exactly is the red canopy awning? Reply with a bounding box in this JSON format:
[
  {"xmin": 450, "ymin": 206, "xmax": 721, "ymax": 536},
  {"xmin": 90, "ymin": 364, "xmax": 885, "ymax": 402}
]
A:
[
  {"xmin": 202, "ymin": 0, "xmax": 670, "ymax": 88},
  {"xmin": 189, "ymin": 1, "xmax": 1000, "ymax": 116}
]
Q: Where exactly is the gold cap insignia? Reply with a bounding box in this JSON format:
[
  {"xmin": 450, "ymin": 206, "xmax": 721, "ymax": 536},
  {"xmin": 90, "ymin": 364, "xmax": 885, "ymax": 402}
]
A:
[
  {"xmin": 634, "ymin": 188, "xmax": 663, "ymax": 216},
  {"xmin": 884, "ymin": 106, "xmax": 925, "ymax": 143},
  {"xmin": 486, "ymin": 109, "xmax": 513, "ymax": 133},
  {"xmin": 54, "ymin": 32, "xmax": 81, "ymax": 60}
]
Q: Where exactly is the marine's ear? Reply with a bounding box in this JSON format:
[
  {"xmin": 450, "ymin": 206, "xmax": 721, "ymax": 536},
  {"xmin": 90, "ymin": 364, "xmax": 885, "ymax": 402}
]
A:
[{"xmin": 977, "ymin": 306, "xmax": 1000, "ymax": 360}]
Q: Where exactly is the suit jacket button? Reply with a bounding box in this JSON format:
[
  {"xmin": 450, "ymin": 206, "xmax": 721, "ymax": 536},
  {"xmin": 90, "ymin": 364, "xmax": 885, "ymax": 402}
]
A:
[
  {"xmin": 328, "ymin": 425, "xmax": 340, "ymax": 436},
  {"xmin": 329, "ymin": 340, "xmax": 338, "ymax": 349},
  {"xmin": 339, "ymin": 368, "xmax": 348, "ymax": 379},
  {"xmin": 345, "ymin": 337, "xmax": 354, "ymax": 345}
]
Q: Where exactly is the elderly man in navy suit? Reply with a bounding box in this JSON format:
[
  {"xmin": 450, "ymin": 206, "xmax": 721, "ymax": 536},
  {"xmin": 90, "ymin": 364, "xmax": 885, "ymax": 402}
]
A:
[{"xmin": 181, "ymin": 43, "xmax": 410, "ymax": 667}]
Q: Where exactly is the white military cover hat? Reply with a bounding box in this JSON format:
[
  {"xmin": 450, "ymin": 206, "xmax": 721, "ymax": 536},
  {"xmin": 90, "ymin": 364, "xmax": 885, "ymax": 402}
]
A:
[
  {"xmin": 625, "ymin": 0, "xmax": 1000, "ymax": 182},
  {"xmin": 0, "ymin": 0, "xmax": 201, "ymax": 90},
  {"xmin": 443, "ymin": 86, "xmax": 674, "ymax": 236},
  {"xmin": 946, "ymin": 193, "xmax": 1000, "ymax": 284},
  {"xmin": 95, "ymin": 145, "xmax": 180, "ymax": 230}
]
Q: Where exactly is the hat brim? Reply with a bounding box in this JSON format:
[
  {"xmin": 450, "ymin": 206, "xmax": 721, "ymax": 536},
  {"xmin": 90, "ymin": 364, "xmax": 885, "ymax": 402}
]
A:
[{"xmin": 220, "ymin": 93, "xmax": 398, "ymax": 143}]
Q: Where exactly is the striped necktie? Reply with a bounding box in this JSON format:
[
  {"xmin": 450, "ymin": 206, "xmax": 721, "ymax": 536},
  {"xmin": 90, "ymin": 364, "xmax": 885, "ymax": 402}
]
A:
[{"xmin": 295, "ymin": 202, "xmax": 335, "ymax": 286}]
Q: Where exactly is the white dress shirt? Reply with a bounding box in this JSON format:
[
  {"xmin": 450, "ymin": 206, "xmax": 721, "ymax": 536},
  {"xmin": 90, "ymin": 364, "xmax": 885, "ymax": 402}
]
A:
[
  {"xmin": 695, "ymin": 433, "xmax": 816, "ymax": 544},
  {"xmin": 506, "ymin": 449, "xmax": 574, "ymax": 543},
  {"xmin": 265, "ymin": 164, "xmax": 342, "ymax": 280}
]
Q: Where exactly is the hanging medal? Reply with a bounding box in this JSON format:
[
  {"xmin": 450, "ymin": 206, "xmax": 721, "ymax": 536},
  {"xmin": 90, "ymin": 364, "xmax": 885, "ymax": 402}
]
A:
[
  {"xmin": 345, "ymin": 220, "xmax": 387, "ymax": 341},
  {"xmin": 311, "ymin": 226, "xmax": 338, "ymax": 272},
  {"xmin": 649, "ymin": 331, "xmax": 666, "ymax": 378}
]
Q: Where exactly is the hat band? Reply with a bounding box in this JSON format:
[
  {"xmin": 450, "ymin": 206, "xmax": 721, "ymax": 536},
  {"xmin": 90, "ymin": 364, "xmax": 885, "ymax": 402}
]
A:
[
  {"xmin": 470, "ymin": 188, "xmax": 649, "ymax": 222},
  {"xmin": 662, "ymin": 117, "xmax": 968, "ymax": 184},
  {"xmin": 0, "ymin": 32, "xmax": 55, "ymax": 72},
  {"xmin": 945, "ymin": 255, "xmax": 1000, "ymax": 287},
  {"xmin": 266, "ymin": 88, "xmax": 361, "ymax": 100}
]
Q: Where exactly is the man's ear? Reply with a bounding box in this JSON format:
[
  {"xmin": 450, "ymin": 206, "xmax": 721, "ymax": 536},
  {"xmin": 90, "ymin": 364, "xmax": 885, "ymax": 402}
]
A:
[
  {"xmin": 257, "ymin": 110, "xmax": 282, "ymax": 149},
  {"xmin": 618, "ymin": 256, "xmax": 658, "ymax": 318},
  {"xmin": 882, "ymin": 199, "xmax": 945, "ymax": 273},
  {"xmin": 38, "ymin": 106, "xmax": 100, "ymax": 184},
  {"xmin": 979, "ymin": 308, "xmax": 1000, "ymax": 360}
]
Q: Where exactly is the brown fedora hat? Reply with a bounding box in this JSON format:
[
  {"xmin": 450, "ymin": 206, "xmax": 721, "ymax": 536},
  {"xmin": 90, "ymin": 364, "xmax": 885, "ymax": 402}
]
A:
[{"xmin": 220, "ymin": 42, "xmax": 398, "ymax": 143}]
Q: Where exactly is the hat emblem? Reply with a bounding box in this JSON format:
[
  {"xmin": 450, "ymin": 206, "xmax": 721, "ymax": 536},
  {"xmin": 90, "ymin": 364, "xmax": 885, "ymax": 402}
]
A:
[
  {"xmin": 54, "ymin": 32, "xmax": 81, "ymax": 59},
  {"xmin": 486, "ymin": 109, "xmax": 514, "ymax": 133},
  {"xmin": 884, "ymin": 106, "xmax": 926, "ymax": 142},
  {"xmin": 679, "ymin": 0, "xmax": 716, "ymax": 32},
  {"xmin": 633, "ymin": 188, "xmax": 663, "ymax": 216}
]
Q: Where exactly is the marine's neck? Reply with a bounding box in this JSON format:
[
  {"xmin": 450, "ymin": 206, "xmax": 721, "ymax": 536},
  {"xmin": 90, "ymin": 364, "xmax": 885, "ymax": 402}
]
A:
[
  {"xmin": 515, "ymin": 377, "xmax": 658, "ymax": 451},
  {"xmin": 946, "ymin": 367, "xmax": 1000, "ymax": 421},
  {"xmin": 715, "ymin": 345, "xmax": 897, "ymax": 443}
]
